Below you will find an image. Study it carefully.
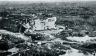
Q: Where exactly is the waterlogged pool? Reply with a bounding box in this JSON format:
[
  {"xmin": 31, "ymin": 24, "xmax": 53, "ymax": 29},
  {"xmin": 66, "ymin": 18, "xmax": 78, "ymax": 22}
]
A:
[{"xmin": 67, "ymin": 35, "xmax": 96, "ymax": 43}]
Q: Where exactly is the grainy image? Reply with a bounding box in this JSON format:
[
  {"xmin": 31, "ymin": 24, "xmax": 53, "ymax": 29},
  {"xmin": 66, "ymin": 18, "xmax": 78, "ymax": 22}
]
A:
[{"xmin": 0, "ymin": 0, "xmax": 96, "ymax": 56}]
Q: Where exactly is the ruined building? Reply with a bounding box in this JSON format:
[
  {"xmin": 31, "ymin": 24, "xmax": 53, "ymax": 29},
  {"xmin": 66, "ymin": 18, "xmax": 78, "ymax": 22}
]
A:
[
  {"xmin": 32, "ymin": 17, "xmax": 57, "ymax": 30},
  {"xmin": 23, "ymin": 16, "xmax": 57, "ymax": 32}
]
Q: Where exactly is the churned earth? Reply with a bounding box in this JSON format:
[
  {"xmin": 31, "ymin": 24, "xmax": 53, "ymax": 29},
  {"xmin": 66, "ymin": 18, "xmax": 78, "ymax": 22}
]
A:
[{"xmin": 0, "ymin": 25, "xmax": 96, "ymax": 56}]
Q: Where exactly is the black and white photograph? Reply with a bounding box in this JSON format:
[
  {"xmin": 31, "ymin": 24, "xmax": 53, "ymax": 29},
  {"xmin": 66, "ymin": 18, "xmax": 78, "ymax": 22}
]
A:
[{"xmin": 0, "ymin": 0, "xmax": 96, "ymax": 56}]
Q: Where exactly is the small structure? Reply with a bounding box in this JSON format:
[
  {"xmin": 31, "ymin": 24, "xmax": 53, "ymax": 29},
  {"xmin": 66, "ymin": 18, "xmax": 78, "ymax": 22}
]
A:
[
  {"xmin": 21, "ymin": 14, "xmax": 57, "ymax": 33},
  {"xmin": 32, "ymin": 17, "xmax": 57, "ymax": 31}
]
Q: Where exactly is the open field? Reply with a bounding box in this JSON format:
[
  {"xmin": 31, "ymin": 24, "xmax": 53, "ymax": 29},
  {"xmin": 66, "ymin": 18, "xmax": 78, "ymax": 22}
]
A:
[{"xmin": 0, "ymin": 1, "xmax": 96, "ymax": 56}]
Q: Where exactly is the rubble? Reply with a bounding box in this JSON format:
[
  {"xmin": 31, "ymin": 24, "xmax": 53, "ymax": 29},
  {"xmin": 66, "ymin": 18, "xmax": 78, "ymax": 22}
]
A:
[{"xmin": 0, "ymin": 30, "xmax": 30, "ymax": 41}]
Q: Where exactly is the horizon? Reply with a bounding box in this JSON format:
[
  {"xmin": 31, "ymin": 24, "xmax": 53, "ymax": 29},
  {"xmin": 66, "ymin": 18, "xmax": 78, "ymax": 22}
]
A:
[{"xmin": 0, "ymin": 0, "xmax": 96, "ymax": 2}]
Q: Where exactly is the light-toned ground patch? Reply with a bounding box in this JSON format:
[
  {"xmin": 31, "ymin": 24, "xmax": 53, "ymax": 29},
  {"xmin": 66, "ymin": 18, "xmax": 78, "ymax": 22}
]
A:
[{"xmin": 67, "ymin": 35, "xmax": 96, "ymax": 43}]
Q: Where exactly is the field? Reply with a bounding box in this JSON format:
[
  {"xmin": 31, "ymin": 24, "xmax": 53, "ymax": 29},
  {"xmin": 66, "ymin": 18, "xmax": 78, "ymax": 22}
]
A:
[{"xmin": 0, "ymin": 1, "xmax": 96, "ymax": 56}]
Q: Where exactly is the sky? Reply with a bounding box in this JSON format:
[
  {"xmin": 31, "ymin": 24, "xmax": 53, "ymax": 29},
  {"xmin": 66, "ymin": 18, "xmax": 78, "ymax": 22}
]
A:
[{"xmin": 0, "ymin": 0, "xmax": 96, "ymax": 2}]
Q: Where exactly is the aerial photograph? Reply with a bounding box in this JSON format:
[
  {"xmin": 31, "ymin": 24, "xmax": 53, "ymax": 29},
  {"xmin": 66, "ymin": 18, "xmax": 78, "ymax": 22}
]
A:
[{"xmin": 0, "ymin": 0, "xmax": 96, "ymax": 56}]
